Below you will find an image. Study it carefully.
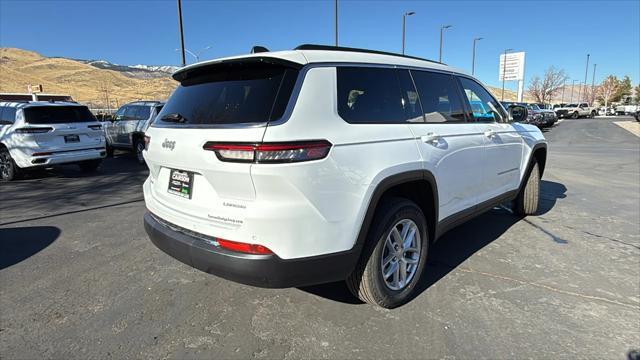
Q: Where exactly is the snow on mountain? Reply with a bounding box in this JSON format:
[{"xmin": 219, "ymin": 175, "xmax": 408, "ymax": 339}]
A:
[{"xmin": 78, "ymin": 59, "xmax": 178, "ymax": 78}]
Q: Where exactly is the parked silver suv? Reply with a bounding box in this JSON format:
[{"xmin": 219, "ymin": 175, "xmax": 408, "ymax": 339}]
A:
[{"xmin": 103, "ymin": 101, "xmax": 164, "ymax": 163}]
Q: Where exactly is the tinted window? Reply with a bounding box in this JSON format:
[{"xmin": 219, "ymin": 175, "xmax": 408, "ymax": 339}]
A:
[
  {"xmin": 24, "ymin": 106, "xmax": 97, "ymax": 124},
  {"xmin": 134, "ymin": 105, "xmax": 151, "ymax": 120},
  {"xmin": 397, "ymin": 70, "xmax": 424, "ymax": 122},
  {"xmin": 3, "ymin": 107, "xmax": 17, "ymax": 122},
  {"xmin": 337, "ymin": 67, "xmax": 406, "ymax": 123},
  {"xmin": 157, "ymin": 64, "xmax": 298, "ymax": 125},
  {"xmin": 458, "ymin": 77, "xmax": 505, "ymax": 123},
  {"xmin": 124, "ymin": 106, "xmax": 138, "ymax": 120},
  {"xmin": 411, "ymin": 71, "xmax": 466, "ymax": 123},
  {"xmin": 114, "ymin": 106, "xmax": 127, "ymax": 121}
]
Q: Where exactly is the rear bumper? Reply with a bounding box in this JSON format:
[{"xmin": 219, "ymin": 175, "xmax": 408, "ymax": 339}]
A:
[
  {"xmin": 11, "ymin": 146, "xmax": 106, "ymax": 168},
  {"xmin": 144, "ymin": 212, "xmax": 359, "ymax": 288}
]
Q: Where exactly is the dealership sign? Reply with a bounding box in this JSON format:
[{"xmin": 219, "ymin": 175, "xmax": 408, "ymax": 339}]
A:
[{"xmin": 498, "ymin": 52, "xmax": 525, "ymax": 81}]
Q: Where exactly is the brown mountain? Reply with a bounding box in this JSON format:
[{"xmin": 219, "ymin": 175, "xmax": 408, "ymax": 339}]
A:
[{"xmin": 0, "ymin": 48, "xmax": 177, "ymax": 110}]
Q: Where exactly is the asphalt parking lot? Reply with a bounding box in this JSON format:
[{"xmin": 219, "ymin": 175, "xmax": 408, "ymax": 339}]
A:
[{"xmin": 1, "ymin": 117, "xmax": 639, "ymax": 359}]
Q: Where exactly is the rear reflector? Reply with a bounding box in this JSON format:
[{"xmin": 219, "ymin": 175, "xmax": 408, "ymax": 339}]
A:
[
  {"xmin": 216, "ymin": 238, "xmax": 274, "ymax": 255},
  {"xmin": 203, "ymin": 140, "xmax": 332, "ymax": 163},
  {"xmin": 15, "ymin": 127, "xmax": 53, "ymax": 134}
]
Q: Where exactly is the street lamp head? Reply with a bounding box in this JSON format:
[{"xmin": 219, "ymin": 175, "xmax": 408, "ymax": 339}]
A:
[
  {"xmin": 442, "ymin": 25, "xmax": 452, "ymax": 29},
  {"xmin": 475, "ymin": 37, "xmax": 484, "ymax": 41},
  {"xmin": 405, "ymin": 11, "xmax": 415, "ymax": 16}
]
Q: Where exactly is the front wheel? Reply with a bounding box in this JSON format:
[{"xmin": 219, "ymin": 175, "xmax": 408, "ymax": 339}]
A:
[
  {"xmin": 78, "ymin": 159, "xmax": 102, "ymax": 173},
  {"xmin": 571, "ymin": 112, "xmax": 579, "ymax": 119},
  {"xmin": 590, "ymin": 111, "xmax": 596, "ymax": 118},
  {"xmin": 346, "ymin": 197, "xmax": 428, "ymax": 308},
  {"xmin": 0, "ymin": 147, "xmax": 21, "ymax": 181},
  {"xmin": 514, "ymin": 161, "xmax": 540, "ymax": 216}
]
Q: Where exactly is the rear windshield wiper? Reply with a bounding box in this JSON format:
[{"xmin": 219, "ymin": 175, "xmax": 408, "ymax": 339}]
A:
[{"xmin": 160, "ymin": 113, "xmax": 188, "ymax": 123}]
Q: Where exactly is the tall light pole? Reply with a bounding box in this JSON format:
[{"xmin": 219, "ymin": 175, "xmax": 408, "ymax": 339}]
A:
[
  {"xmin": 439, "ymin": 25, "xmax": 452, "ymax": 63},
  {"xmin": 501, "ymin": 48, "xmax": 513, "ymax": 101},
  {"xmin": 177, "ymin": 0, "xmax": 186, "ymax": 67},
  {"xmin": 334, "ymin": 0, "xmax": 338, "ymax": 46},
  {"xmin": 471, "ymin": 37, "xmax": 483, "ymax": 76},
  {"xmin": 402, "ymin": 11, "xmax": 415, "ymax": 55},
  {"xmin": 561, "ymin": 79, "xmax": 567, "ymax": 103},
  {"xmin": 570, "ymin": 79, "xmax": 578, "ymax": 102},
  {"xmin": 591, "ymin": 63, "xmax": 597, "ymax": 104},
  {"xmin": 579, "ymin": 53, "xmax": 590, "ymax": 102}
]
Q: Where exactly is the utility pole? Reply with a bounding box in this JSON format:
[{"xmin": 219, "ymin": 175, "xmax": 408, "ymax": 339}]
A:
[
  {"xmin": 561, "ymin": 80, "xmax": 567, "ymax": 103},
  {"xmin": 501, "ymin": 48, "xmax": 513, "ymax": 101},
  {"xmin": 439, "ymin": 25, "xmax": 452, "ymax": 63},
  {"xmin": 177, "ymin": 0, "xmax": 186, "ymax": 67},
  {"xmin": 579, "ymin": 54, "xmax": 589, "ymax": 102},
  {"xmin": 401, "ymin": 12, "xmax": 415, "ymax": 55},
  {"xmin": 591, "ymin": 63, "xmax": 597, "ymax": 103},
  {"xmin": 471, "ymin": 37, "xmax": 483, "ymax": 76},
  {"xmin": 334, "ymin": 0, "xmax": 338, "ymax": 46}
]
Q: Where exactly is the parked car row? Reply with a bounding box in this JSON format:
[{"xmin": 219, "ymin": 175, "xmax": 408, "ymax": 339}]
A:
[
  {"xmin": 501, "ymin": 101, "xmax": 558, "ymax": 128},
  {"xmin": 0, "ymin": 100, "xmax": 162, "ymax": 181}
]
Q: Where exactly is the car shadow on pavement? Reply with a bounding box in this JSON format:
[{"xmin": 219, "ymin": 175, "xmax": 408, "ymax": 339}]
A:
[
  {"xmin": 0, "ymin": 226, "xmax": 61, "ymax": 270},
  {"xmin": 299, "ymin": 180, "xmax": 567, "ymax": 306}
]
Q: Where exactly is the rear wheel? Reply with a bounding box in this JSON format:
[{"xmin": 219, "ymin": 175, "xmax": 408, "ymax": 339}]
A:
[
  {"xmin": 590, "ymin": 111, "xmax": 596, "ymax": 118},
  {"xmin": 346, "ymin": 197, "xmax": 428, "ymax": 308},
  {"xmin": 78, "ymin": 159, "xmax": 101, "ymax": 173},
  {"xmin": 0, "ymin": 146, "xmax": 21, "ymax": 181},
  {"xmin": 133, "ymin": 138, "xmax": 145, "ymax": 164},
  {"xmin": 514, "ymin": 161, "xmax": 540, "ymax": 216},
  {"xmin": 106, "ymin": 143, "xmax": 114, "ymax": 157}
]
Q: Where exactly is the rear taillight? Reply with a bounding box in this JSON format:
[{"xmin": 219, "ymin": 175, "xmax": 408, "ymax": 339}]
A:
[
  {"xmin": 216, "ymin": 238, "xmax": 274, "ymax": 255},
  {"xmin": 203, "ymin": 140, "xmax": 332, "ymax": 163},
  {"xmin": 15, "ymin": 127, "xmax": 53, "ymax": 134},
  {"xmin": 88, "ymin": 124, "xmax": 102, "ymax": 130},
  {"xmin": 144, "ymin": 135, "xmax": 150, "ymax": 150}
]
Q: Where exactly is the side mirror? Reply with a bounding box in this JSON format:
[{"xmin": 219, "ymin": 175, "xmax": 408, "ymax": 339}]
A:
[{"xmin": 508, "ymin": 105, "xmax": 528, "ymax": 123}]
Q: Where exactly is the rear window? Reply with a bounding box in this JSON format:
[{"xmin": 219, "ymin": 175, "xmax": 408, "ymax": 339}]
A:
[
  {"xmin": 0, "ymin": 107, "xmax": 17, "ymax": 123},
  {"xmin": 24, "ymin": 106, "xmax": 97, "ymax": 124},
  {"xmin": 156, "ymin": 64, "xmax": 298, "ymax": 126}
]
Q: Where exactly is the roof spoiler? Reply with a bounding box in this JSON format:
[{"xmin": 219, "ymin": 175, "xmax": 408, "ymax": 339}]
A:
[
  {"xmin": 251, "ymin": 46, "xmax": 270, "ymax": 54},
  {"xmin": 172, "ymin": 56, "xmax": 302, "ymax": 83}
]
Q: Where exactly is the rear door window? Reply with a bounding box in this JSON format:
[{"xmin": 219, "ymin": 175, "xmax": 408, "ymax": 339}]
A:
[
  {"xmin": 337, "ymin": 67, "xmax": 407, "ymax": 123},
  {"xmin": 156, "ymin": 63, "xmax": 298, "ymax": 126},
  {"xmin": 411, "ymin": 71, "xmax": 467, "ymax": 123},
  {"xmin": 134, "ymin": 105, "xmax": 151, "ymax": 120},
  {"xmin": 0, "ymin": 107, "xmax": 16, "ymax": 123},
  {"xmin": 23, "ymin": 106, "xmax": 97, "ymax": 124}
]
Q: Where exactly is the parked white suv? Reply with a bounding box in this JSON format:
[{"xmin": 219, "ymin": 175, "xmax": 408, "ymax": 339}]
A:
[
  {"xmin": 0, "ymin": 101, "xmax": 106, "ymax": 181},
  {"xmin": 143, "ymin": 45, "xmax": 547, "ymax": 308}
]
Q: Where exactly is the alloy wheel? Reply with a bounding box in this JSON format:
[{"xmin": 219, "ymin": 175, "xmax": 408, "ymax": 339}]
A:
[{"xmin": 380, "ymin": 219, "xmax": 421, "ymax": 291}]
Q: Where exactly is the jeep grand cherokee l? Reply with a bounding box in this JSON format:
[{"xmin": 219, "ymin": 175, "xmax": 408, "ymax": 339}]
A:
[
  {"xmin": 0, "ymin": 101, "xmax": 106, "ymax": 181},
  {"xmin": 142, "ymin": 45, "xmax": 547, "ymax": 308}
]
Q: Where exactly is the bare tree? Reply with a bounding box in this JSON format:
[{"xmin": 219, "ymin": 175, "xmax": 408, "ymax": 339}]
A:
[
  {"xmin": 583, "ymin": 85, "xmax": 599, "ymax": 105},
  {"xmin": 597, "ymin": 75, "xmax": 619, "ymax": 110},
  {"xmin": 528, "ymin": 66, "xmax": 568, "ymax": 103}
]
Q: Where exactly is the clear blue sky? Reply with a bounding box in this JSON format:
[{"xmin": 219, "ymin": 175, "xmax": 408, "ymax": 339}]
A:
[{"xmin": 1, "ymin": 0, "xmax": 638, "ymax": 90}]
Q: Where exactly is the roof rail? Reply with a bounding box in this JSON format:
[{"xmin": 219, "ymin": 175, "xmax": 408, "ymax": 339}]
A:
[{"xmin": 293, "ymin": 44, "xmax": 444, "ymax": 65}]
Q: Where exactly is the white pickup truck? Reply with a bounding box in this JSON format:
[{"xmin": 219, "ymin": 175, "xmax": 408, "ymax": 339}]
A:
[
  {"xmin": 615, "ymin": 104, "xmax": 639, "ymax": 116},
  {"xmin": 554, "ymin": 102, "xmax": 597, "ymax": 119}
]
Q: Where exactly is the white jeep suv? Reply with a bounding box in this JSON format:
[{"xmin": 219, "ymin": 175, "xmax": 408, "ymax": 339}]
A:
[
  {"xmin": 0, "ymin": 101, "xmax": 106, "ymax": 181},
  {"xmin": 143, "ymin": 45, "xmax": 547, "ymax": 308}
]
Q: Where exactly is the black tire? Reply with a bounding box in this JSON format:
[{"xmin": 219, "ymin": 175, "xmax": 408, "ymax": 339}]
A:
[
  {"xmin": 571, "ymin": 111, "xmax": 579, "ymax": 119},
  {"xmin": 514, "ymin": 161, "xmax": 540, "ymax": 216},
  {"xmin": 106, "ymin": 143, "xmax": 114, "ymax": 157},
  {"xmin": 0, "ymin": 146, "xmax": 21, "ymax": 181},
  {"xmin": 133, "ymin": 138, "xmax": 145, "ymax": 165},
  {"xmin": 78, "ymin": 159, "xmax": 101, "ymax": 173},
  {"xmin": 590, "ymin": 111, "xmax": 596, "ymax": 118},
  {"xmin": 346, "ymin": 197, "xmax": 429, "ymax": 309}
]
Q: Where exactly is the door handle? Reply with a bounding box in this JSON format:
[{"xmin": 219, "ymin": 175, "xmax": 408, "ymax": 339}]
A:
[
  {"xmin": 484, "ymin": 129, "xmax": 497, "ymax": 138},
  {"xmin": 421, "ymin": 133, "xmax": 441, "ymax": 145}
]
